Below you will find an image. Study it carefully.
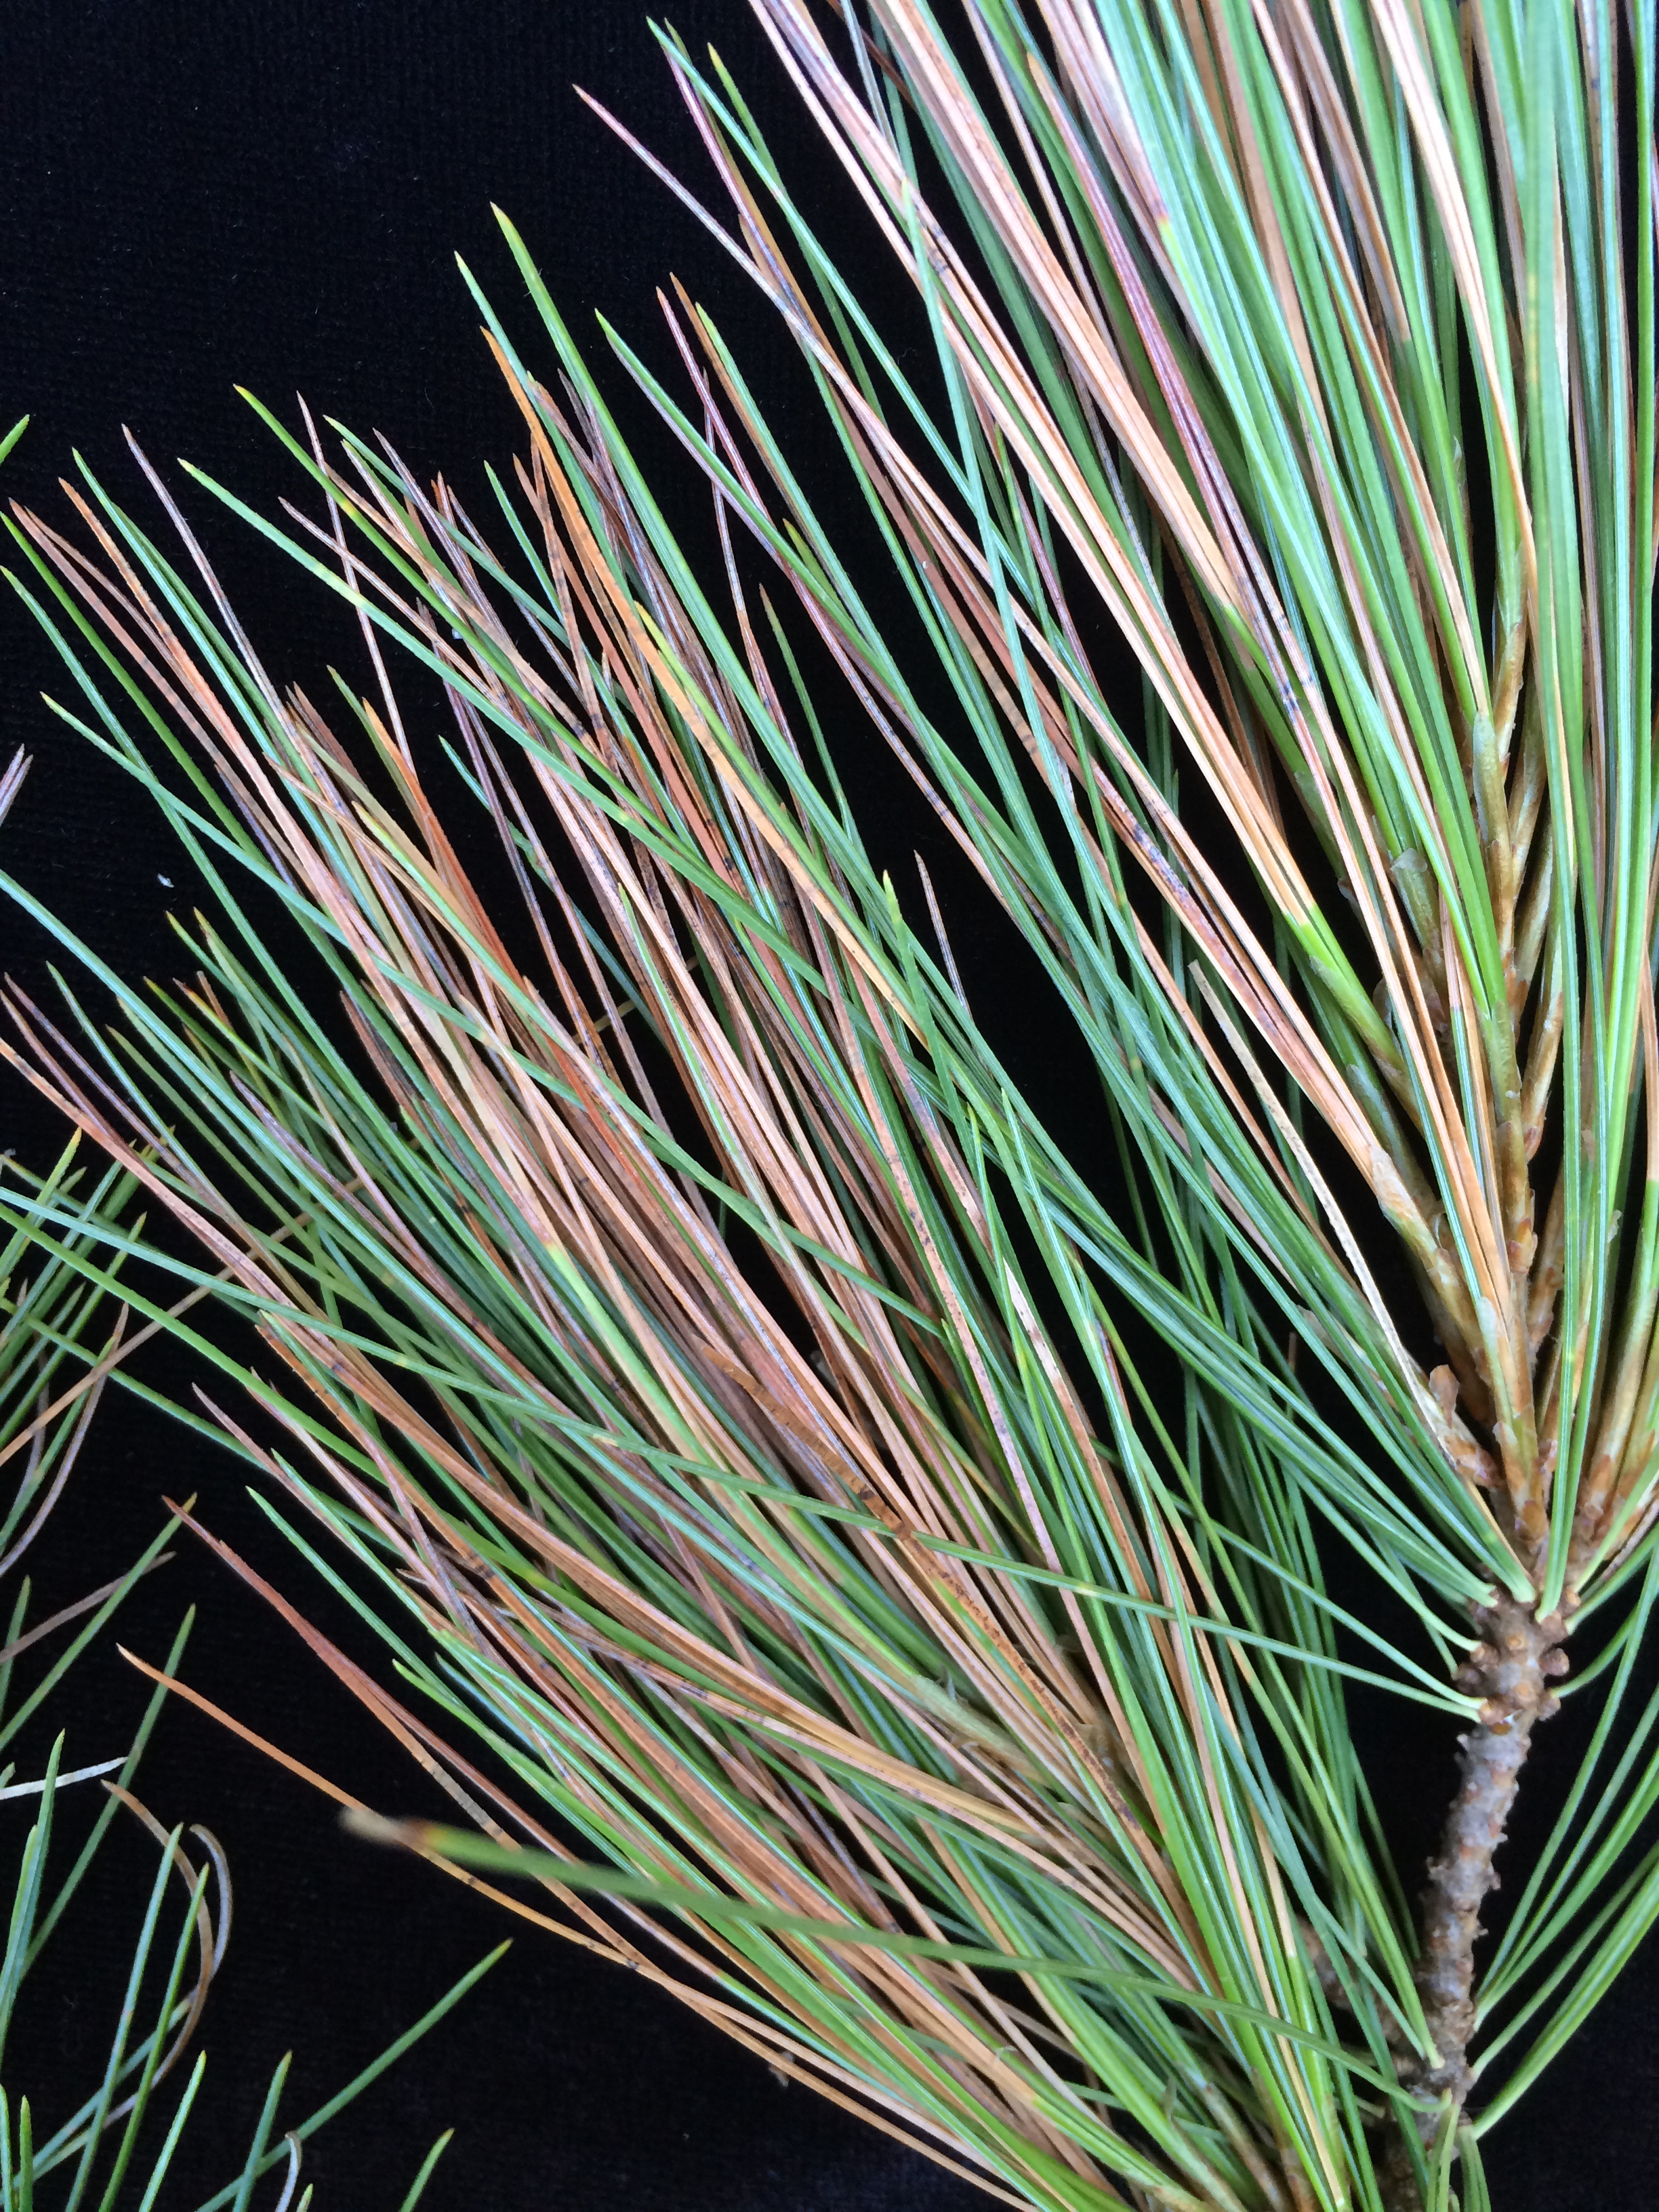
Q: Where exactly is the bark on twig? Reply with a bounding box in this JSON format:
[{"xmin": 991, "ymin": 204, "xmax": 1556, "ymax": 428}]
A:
[{"xmin": 1378, "ymin": 1594, "xmax": 1568, "ymax": 2210}]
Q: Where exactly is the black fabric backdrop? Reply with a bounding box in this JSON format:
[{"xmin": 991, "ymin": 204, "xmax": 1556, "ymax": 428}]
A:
[{"xmin": 1, "ymin": 5, "xmax": 1654, "ymax": 2206}]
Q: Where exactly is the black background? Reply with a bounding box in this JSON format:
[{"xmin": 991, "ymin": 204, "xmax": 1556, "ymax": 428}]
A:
[{"xmin": 0, "ymin": 5, "xmax": 1654, "ymax": 2206}]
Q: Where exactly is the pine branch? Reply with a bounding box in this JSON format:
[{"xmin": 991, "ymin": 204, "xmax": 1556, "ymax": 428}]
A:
[
  {"xmin": 1378, "ymin": 1600, "xmax": 1571, "ymax": 2204},
  {"xmin": 1, "ymin": 2, "xmax": 1654, "ymax": 2206}
]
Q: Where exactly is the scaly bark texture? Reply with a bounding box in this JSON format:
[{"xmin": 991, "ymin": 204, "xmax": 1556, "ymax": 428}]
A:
[{"xmin": 1379, "ymin": 1596, "xmax": 1568, "ymax": 2208}]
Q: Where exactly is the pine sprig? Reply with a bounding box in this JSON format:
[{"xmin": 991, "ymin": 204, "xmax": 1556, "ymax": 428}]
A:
[{"xmin": 1, "ymin": 3, "xmax": 1654, "ymax": 2207}]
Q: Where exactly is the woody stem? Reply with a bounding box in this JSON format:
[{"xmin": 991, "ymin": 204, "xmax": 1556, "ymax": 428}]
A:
[{"xmin": 1378, "ymin": 1595, "xmax": 1567, "ymax": 2210}]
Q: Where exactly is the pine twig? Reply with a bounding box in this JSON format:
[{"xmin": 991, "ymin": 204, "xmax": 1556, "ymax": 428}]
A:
[{"xmin": 1380, "ymin": 1599, "xmax": 1570, "ymax": 2206}]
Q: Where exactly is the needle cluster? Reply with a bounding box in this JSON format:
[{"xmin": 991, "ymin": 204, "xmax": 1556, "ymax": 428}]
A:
[{"xmin": 1, "ymin": 4, "xmax": 1654, "ymax": 2209}]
